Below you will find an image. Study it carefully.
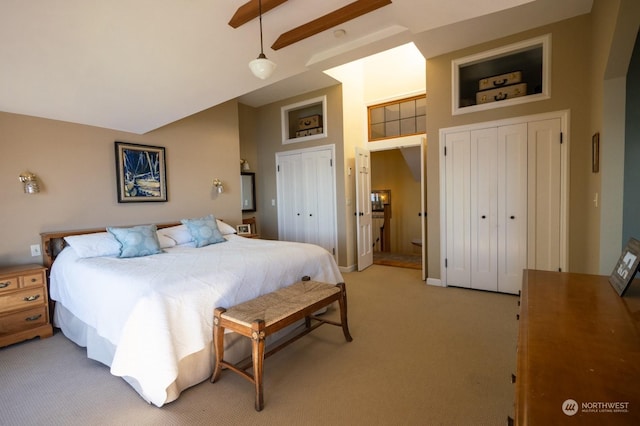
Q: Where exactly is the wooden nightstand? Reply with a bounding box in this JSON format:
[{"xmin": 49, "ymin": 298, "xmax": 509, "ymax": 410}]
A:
[
  {"xmin": 242, "ymin": 233, "xmax": 260, "ymax": 239},
  {"xmin": 0, "ymin": 264, "xmax": 53, "ymax": 347}
]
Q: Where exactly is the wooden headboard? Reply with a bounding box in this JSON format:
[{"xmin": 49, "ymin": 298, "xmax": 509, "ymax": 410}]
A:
[{"xmin": 40, "ymin": 222, "xmax": 181, "ymax": 269}]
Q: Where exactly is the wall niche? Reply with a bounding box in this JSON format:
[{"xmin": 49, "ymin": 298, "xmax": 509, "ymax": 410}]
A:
[
  {"xmin": 281, "ymin": 96, "xmax": 327, "ymax": 144},
  {"xmin": 452, "ymin": 34, "xmax": 551, "ymax": 115}
]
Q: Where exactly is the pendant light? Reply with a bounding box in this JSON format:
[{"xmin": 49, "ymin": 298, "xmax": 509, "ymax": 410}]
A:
[{"xmin": 248, "ymin": 0, "xmax": 276, "ymax": 79}]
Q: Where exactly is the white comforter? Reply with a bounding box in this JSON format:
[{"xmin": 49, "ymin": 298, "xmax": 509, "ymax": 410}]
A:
[{"xmin": 50, "ymin": 235, "xmax": 343, "ymax": 406}]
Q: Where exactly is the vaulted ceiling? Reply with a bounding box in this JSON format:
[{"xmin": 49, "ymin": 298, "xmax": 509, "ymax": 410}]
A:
[{"xmin": 0, "ymin": 0, "xmax": 592, "ymax": 134}]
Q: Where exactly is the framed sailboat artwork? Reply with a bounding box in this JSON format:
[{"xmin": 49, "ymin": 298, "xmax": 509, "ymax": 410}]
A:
[{"xmin": 115, "ymin": 141, "xmax": 167, "ymax": 203}]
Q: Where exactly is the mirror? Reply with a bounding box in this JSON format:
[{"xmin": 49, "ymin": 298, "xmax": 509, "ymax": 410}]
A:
[{"xmin": 241, "ymin": 172, "xmax": 256, "ymax": 212}]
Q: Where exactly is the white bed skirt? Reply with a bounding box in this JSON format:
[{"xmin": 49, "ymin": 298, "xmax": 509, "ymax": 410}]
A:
[{"xmin": 54, "ymin": 302, "xmax": 306, "ymax": 406}]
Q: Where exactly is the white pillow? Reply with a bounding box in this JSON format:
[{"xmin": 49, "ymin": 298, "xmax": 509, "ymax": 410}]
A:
[
  {"xmin": 156, "ymin": 232, "xmax": 176, "ymax": 249},
  {"xmin": 160, "ymin": 224, "xmax": 193, "ymax": 245},
  {"xmin": 64, "ymin": 232, "xmax": 121, "ymax": 258},
  {"xmin": 216, "ymin": 219, "xmax": 237, "ymax": 235}
]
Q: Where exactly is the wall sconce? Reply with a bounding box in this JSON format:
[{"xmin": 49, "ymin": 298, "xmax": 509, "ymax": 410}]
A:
[
  {"xmin": 212, "ymin": 178, "xmax": 224, "ymax": 194},
  {"xmin": 18, "ymin": 171, "xmax": 41, "ymax": 194}
]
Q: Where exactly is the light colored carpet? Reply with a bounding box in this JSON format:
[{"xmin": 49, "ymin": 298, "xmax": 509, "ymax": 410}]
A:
[{"xmin": 0, "ymin": 265, "xmax": 518, "ymax": 425}]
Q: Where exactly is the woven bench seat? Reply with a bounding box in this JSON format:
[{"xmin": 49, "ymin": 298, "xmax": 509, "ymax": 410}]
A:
[{"xmin": 210, "ymin": 278, "xmax": 353, "ymax": 411}]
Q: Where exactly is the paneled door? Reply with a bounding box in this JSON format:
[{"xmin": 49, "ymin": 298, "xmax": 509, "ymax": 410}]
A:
[
  {"xmin": 441, "ymin": 112, "xmax": 567, "ymax": 294},
  {"xmin": 527, "ymin": 118, "xmax": 563, "ymax": 272},
  {"xmin": 355, "ymin": 146, "xmax": 373, "ymax": 271},
  {"xmin": 497, "ymin": 123, "xmax": 528, "ymax": 294},
  {"xmin": 276, "ymin": 146, "xmax": 337, "ymax": 257}
]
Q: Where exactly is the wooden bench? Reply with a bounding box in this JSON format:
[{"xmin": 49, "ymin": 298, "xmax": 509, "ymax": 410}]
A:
[{"xmin": 210, "ymin": 278, "xmax": 353, "ymax": 411}]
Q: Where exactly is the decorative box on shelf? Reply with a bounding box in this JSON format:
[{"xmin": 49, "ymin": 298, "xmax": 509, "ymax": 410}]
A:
[
  {"xmin": 296, "ymin": 127, "xmax": 324, "ymax": 138},
  {"xmin": 478, "ymin": 71, "xmax": 523, "ymax": 91},
  {"xmin": 297, "ymin": 114, "xmax": 323, "ymax": 131},
  {"xmin": 0, "ymin": 264, "xmax": 53, "ymax": 347},
  {"xmin": 476, "ymin": 82, "xmax": 527, "ymax": 104}
]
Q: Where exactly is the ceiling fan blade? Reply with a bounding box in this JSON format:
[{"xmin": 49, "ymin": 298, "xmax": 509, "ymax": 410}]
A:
[
  {"xmin": 228, "ymin": 0, "xmax": 288, "ymax": 28},
  {"xmin": 271, "ymin": 0, "xmax": 392, "ymax": 51}
]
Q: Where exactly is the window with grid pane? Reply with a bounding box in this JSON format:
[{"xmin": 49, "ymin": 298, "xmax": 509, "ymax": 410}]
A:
[{"xmin": 368, "ymin": 95, "xmax": 426, "ymax": 141}]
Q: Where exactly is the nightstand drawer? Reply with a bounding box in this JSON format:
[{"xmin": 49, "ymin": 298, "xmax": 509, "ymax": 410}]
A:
[
  {"xmin": 0, "ymin": 306, "xmax": 47, "ymax": 334},
  {"xmin": 22, "ymin": 272, "xmax": 45, "ymax": 287},
  {"xmin": 0, "ymin": 277, "xmax": 19, "ymax": 293},
  {"xmin": 0, "ymin": 287, "xmax": 46, "ymax": 312}
]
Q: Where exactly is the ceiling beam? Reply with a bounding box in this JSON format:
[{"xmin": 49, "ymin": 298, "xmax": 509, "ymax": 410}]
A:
[
  {"xmin": 228, "ymin": 0, "xmax": 288, "ymax": 29},
  {"xmin": 271, "ymin": 0, "xmax": 392, "ymax": 51}
]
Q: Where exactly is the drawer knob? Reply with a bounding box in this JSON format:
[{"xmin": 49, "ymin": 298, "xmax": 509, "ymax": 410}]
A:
[
  {"xmin": 26, "ymin": 314, "xmax": 42, "ymax": 321},
  {"xmin": 31, "ymin": 277, "xmax": 38, "ymax": 282},
  {"xmin": 23, "ymin": 294, "xmax": 40, "ymax": 302},
  {"xmin": 0, "ymin": 282, "xmax": 9, "ymax": 288}
]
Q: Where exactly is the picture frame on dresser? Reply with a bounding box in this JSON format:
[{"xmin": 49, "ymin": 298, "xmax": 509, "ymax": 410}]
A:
[
  {"xmin": 609, "ymin": 237, "xmax": 640, "ymax": 296},
  {"xmin": 236, "ymin": 224, "xmax": 251, "ymax": 235}
]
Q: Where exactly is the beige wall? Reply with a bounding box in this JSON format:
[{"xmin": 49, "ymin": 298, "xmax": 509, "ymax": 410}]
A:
[
  {"xmin": 426, "ymin": 14, "xmax": 597, "ymax": 278},
  {"xmin": 238, "ymin": 103, "xmax": 261, "ymax": 227},
  {"xmin": 591, "ymin": 0, "xmax": 640, "ymax": 273},
  {"xmin": 0, "ymin": 101, "xmax": 242, "ymax": 266}
]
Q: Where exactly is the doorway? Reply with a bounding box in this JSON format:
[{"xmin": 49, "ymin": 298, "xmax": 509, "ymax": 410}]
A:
[
  {"xmin": 356, "ymin": 137, "xmax": 426, "ymax": 279},
  {"xmin": 370, "ymin": 147, "xmax": 422, "ymax": 270}
]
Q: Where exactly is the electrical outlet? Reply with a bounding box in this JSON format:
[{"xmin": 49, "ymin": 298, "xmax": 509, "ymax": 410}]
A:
[{"xmin": 30, "ymin": 244, "xmax": 41, "ymax": 257}]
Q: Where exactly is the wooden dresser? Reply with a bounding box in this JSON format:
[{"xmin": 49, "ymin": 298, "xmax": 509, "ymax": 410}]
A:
[
  {"xmin": 515, "ymin": 270, "xmax": 640, "ymax": 425},
  {"xmin": 0, "ymin": 264, "xmax": 53, "ymax": 347}
]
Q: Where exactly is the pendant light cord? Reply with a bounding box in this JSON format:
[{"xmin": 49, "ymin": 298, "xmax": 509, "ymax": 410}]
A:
[{"xmin": 258, "ymin": 0, "xmax": 265, "ymax": 56}]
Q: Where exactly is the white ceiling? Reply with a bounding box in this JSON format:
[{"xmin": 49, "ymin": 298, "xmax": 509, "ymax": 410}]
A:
[{"xmin": 0, "ymin": 0, "xmax": 592, "ymax": 134}]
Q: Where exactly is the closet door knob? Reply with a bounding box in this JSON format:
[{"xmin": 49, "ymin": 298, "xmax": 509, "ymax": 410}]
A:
[
  {"xmin": 510, "ymin": 215, "xmax": 515, "ymax": 219},
  {"xmin": 481, "ymin": 215, "xmax": 486, "ymax": 219}
]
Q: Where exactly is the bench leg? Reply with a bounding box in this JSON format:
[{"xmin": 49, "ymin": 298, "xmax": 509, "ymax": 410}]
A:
[
  {"xmin": 251, "ymin": 319, "xmax": 266, "ymax": 411},
  {"xmin": 337, "ymin": 283, "xmax": 353, "ymax": 342},
  {"xmin": 210, "ymin": 308, "xmax": 226, "ymax": 383}
]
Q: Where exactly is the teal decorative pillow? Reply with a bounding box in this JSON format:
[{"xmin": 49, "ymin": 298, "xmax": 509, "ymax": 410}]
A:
[
  {"xmin": 181, "ymin": 214, "xmax": 226, "ymax": 248},
  {"xmin": 107, "ymin": 224, "xmax": 163, "ymax": 258}
]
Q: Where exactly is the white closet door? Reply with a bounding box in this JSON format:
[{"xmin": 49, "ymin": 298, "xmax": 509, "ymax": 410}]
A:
[
  {"xmin": 276, "ymin": 147, "xmax": 337, "ymax": 256},
  {"xmin": 498, "ymin": 123, "xmax": 528, "ymax": 294},
  {"xmin": 302, "ymin": 149, "xmax": 335, "ymax": 252},
  {"xmin": 441, "ymin": 112, "xmax": 567, "ymax": 294},
  {"xmin": 444, "ymin": 131, "xmax": 472, "ymax": 288},
  {"xmin": 470, "ymin": 127, "xmax": 498, "ymax": 291},
  {"xmin": 277, "ymin": 153, "xmax": 304, "ymax": 243},
  {"xmin": 528, "ymin": 118, "xmax": 562, "ymax": 271}
]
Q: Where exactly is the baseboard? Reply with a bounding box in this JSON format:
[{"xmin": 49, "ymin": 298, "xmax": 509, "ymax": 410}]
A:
[
  {"xmin": 426, "ymin": 277, "xmax": 444, "ymax": 287},
  {"xmin": 339, "ymin": 264, "xmax": 357, "ymax": 273}
]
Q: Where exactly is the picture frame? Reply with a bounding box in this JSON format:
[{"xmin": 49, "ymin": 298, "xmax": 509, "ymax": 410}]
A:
[
  {"xmin": 371, "ymin": 189, "xmax": 391, "ymax": 212},
  {"xmin": 609, "ymin": 238, "xmax": 640, "ymax": 296},
  {"xmin": 236, "ymin": 224, "xmax": 251, "ymax": 235},
  {"xmin": 115, "ymin": 142, "xmax": 167, "ymax": 203},
  {"xmin": 592, "ymin": 132, "xmax": 600, "ymax": 173}
]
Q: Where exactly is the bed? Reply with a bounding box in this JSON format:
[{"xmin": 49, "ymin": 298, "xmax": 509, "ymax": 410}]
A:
[{"xmin": 41, "ymin": 217, "xmax": 344, "ymax": 407}]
